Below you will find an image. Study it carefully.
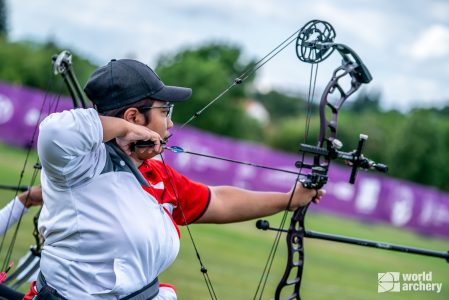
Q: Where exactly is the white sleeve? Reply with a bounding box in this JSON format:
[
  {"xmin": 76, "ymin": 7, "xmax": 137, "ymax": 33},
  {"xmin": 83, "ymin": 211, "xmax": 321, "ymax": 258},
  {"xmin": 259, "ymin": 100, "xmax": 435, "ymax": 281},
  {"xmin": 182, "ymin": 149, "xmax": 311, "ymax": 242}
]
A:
[
  {"xmin": 155, "ymin": 286, "xmax": 177, "ymax": 300},
  {"xmin": 37, "ymin": 108, "xmax": 105, "ymax": 187},
  {"xmin": 0, "ymin": 198, "xmax": 27, "ymax": 236}
]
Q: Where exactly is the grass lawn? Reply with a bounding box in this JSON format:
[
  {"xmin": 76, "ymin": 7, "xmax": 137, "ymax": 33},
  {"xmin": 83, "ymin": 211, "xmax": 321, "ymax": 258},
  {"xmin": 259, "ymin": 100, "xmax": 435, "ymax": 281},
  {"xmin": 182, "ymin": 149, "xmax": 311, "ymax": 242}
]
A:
[{"xmin": 0, "ymin": 143, "xmax": 447, "ymax": 299}]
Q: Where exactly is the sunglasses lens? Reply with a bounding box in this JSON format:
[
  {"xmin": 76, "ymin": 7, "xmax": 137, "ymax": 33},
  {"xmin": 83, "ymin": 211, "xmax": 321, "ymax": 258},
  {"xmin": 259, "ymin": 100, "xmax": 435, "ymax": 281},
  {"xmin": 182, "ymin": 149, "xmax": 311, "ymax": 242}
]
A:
[{"xmin": 167, "ymin": 105, "xmax": 174, "ymax": 119}]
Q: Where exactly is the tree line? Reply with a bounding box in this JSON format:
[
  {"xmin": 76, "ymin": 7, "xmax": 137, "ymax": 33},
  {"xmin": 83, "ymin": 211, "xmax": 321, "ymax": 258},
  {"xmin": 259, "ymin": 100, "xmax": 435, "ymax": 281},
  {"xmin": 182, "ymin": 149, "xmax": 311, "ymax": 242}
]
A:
[{"xmin": 0, "ymin": 37, "xmax": 448, "ymax": 191}]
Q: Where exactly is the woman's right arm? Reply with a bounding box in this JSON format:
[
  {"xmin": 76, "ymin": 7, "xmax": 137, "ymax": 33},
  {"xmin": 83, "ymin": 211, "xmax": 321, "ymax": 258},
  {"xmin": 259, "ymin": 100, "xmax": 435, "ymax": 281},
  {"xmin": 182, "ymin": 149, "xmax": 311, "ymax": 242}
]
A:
[
  {"xmin": 38, "ymin": 109, "xmax": 104, "ymax": 178},
  {"xmin": 38, "ymin": 109, "xmax": 162, "ymax": 182},
  {"xmin": 99, "ymin": 115, "xmax": 162, "ymax": 155}
]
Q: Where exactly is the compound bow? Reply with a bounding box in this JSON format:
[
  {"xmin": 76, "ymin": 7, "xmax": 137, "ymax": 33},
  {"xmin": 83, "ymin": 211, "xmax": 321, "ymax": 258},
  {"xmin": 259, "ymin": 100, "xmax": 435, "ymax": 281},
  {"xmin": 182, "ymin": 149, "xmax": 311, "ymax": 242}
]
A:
[{"xmin": 252, "ymin": 20, "xmax": 448, "ymax": 300}]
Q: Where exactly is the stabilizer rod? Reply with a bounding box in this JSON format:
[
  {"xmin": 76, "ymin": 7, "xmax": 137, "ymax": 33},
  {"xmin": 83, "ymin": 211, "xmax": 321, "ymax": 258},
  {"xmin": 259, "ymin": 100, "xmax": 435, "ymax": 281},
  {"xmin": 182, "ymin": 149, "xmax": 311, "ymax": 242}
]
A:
[{"xmin": 256, "ymin": 220, "xmax": 449, "ymax": 262}]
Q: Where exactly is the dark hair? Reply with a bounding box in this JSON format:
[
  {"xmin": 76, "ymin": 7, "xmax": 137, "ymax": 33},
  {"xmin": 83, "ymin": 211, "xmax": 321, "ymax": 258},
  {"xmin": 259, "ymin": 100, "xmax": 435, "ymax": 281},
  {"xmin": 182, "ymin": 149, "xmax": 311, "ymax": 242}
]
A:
[{"xmin": 99, "ymin": 98, "xmax": 155, "ymax": 125}]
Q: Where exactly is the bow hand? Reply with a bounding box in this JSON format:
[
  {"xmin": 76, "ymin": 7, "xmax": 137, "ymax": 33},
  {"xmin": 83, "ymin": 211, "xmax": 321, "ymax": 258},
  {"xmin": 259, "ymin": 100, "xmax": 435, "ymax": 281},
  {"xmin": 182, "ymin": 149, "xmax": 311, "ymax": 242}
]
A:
[{"xmin": 289, "ymin": 184, "xmax": 326, "ymax": 210}]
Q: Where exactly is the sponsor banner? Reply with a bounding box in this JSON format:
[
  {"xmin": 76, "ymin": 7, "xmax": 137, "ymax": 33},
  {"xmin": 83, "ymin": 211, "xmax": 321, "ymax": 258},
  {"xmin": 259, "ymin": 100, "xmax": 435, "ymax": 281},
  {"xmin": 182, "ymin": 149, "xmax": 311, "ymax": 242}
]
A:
[{"xmin": 1, "ymin": 81, "xmax": 449, "ymax": 238}]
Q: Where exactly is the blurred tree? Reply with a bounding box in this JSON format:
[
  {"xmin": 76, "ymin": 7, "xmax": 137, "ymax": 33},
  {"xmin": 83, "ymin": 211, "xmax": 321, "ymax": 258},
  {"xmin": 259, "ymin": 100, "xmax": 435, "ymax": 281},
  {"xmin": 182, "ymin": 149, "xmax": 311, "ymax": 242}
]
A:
[
  {"xmin": 0, "ymin": 0, "xmax": 6, "ymax": 36},
  {"xmin": 386, "ymin": 109, "xmax": 447, "ymax": 187},
  {"xmin": 266, "ymin": 114, "xmax": 320, "ymax": 153},
  {"xmin": 334, "ymin": 110, "xmax": 403, "ymax": 165},
  {"xmin": 347, "ymin": 89, "xmax": 382, "ymax": 113},
  {"xmin": 155, "ymin": 43, "xmax": 263, "ymax": 140},
  {"xmin": 0, "ymin": 38, "xmax": 97, "ymax": 96},
  {"xmin": 433, "ymin": 105, "xmax": 449, "ymax": 116},
  {"xmin": 253, "ymin": 90, "xmax": 308, "ymax": 120}
]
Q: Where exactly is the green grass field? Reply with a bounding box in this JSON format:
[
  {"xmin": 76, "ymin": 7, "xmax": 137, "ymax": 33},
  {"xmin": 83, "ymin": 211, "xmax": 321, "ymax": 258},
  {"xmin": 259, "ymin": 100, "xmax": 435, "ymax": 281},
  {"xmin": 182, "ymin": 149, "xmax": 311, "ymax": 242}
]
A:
[{"xmin": 0, "ymin": 143, "xmax": 447, "ymax": 299}]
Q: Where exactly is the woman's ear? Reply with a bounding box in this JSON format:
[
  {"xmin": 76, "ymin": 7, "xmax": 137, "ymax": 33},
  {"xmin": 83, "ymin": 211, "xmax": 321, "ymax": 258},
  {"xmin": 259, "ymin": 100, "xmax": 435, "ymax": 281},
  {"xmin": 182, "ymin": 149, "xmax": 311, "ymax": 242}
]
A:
[{"xmin": 122, "ymin": 108, "xmax": 144, "ymax": 125}]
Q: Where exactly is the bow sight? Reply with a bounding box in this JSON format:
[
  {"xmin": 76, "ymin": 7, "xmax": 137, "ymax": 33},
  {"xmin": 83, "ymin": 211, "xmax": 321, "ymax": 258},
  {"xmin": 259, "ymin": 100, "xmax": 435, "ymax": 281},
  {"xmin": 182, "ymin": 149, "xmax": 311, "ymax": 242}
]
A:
[{"xmin": 297, "ymin": 134, "xmax": 388, "ymax": 189}]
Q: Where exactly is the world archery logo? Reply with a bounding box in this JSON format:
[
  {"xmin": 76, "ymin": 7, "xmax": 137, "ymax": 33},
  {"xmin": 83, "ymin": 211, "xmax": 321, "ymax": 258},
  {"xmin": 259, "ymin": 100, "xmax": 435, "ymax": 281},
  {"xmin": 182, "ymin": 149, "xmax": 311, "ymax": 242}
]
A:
[
  {"xmin": 378, "ymin": 272, "xmax": 400, "ymax": 293},
  {"xmin": 378, "ymin": 271, "xmax": 443, "ymax": 293}
]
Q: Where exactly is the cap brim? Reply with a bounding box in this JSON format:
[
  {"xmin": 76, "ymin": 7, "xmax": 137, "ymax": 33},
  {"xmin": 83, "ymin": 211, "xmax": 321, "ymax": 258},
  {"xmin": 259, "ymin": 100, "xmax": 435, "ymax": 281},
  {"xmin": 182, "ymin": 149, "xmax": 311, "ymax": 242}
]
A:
[{"xmin": 152, "ymin": 85, "xmax": 192, "ymax": 102}]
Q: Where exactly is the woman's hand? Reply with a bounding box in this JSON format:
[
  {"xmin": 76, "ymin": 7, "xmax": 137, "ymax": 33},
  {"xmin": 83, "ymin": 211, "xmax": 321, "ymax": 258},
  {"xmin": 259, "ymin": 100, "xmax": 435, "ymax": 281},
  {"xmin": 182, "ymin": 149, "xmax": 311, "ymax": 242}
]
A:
[
  {"xmin": 18, "ymin": 186, "xmax": 43, "ymax": 208},
  {"xmin": 287, "ymin": 183, "xmax": 326, "ymax": 210}
]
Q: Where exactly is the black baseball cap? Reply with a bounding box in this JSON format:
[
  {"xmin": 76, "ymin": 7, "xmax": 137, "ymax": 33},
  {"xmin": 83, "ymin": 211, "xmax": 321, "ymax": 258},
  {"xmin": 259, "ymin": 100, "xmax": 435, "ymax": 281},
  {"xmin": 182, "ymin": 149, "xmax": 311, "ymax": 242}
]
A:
[{"xmin": 84, "ymin": 59, "xmax": 192, "ymax": 112}]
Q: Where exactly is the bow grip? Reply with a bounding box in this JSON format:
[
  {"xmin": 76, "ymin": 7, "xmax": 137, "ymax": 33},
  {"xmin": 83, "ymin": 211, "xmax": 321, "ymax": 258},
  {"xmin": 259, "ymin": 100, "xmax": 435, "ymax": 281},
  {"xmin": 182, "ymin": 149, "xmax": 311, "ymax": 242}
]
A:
[
  {"xmin": 134, "ymin": 140, "xmax": 167, "ymax": 148},
  {"xmin": 134, "ymin": 140, "xmax": 156, "ymax": 148}
]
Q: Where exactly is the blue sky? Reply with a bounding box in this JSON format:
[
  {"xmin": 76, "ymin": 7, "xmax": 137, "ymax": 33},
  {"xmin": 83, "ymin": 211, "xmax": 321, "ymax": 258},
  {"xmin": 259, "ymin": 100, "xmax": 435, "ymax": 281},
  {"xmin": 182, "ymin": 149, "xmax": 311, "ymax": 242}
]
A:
[{"xmin": 7, "ymin": 0, "xmax": 449, "ymax": 111}]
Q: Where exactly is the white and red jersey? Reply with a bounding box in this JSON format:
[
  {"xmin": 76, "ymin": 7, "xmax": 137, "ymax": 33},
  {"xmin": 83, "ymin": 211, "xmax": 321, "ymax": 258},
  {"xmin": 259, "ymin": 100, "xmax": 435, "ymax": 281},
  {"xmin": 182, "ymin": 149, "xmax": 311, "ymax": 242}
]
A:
[
  {"xmin": 139, "ymin": 159, "xmax": 210, "ymax": 231},
  {"xmin": 37, "ymin": 108, "xmax": 179, "ymax": 300}
]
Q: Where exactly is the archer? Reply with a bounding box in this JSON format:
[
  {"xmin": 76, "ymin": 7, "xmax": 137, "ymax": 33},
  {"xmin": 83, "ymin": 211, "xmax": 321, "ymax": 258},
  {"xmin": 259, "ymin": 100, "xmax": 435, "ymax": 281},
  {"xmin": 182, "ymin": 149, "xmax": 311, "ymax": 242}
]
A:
[{"xmin": 29, "ymin": 59, "xmax": 324, "ymax": 300}]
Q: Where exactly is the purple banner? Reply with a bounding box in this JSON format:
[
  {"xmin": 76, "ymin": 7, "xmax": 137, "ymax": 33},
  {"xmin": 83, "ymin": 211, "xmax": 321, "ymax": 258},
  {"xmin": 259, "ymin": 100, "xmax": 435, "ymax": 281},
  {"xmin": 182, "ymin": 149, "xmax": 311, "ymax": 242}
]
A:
[
  {"xmin": 1, "ymin": 81, "xmax": 449, "ymax": 239},
  {"xmin": 0, "ymin": 81, "xmax": 73, "ymax": 147}
]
